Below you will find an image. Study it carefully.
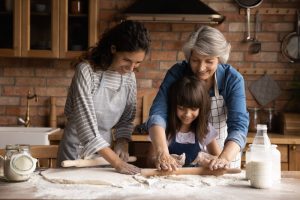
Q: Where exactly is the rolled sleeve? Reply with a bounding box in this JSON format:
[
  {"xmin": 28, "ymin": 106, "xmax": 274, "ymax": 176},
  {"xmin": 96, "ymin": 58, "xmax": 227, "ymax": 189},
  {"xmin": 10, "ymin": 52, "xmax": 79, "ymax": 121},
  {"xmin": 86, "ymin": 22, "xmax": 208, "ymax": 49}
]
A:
[
  {"xmin": 146, "ymin": 114, "xmax": 167, "ymax": 130},
  {"xmin": 225, "ymin": 130, "xmax": 247, "ymax": 149},
  {"xmin": 81, "ymin": 136, "xmax": 110, "ymax": 158}
]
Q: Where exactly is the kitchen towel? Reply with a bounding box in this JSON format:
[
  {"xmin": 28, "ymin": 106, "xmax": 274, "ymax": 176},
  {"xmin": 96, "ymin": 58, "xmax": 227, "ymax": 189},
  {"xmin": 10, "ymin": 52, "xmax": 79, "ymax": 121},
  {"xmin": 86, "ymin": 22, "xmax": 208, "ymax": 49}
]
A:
[{"xmin": 249, "ymin": 74, "xmax": 281, "ymax": 106}]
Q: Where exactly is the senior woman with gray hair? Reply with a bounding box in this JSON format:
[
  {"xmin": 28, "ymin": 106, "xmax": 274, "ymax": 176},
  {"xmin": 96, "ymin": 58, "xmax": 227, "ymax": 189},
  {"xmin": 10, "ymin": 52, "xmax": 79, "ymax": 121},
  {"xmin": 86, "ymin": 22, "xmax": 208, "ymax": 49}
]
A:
[{"xmin": 146, "ymin": 25, "xmax": 249, "ymax": 171}]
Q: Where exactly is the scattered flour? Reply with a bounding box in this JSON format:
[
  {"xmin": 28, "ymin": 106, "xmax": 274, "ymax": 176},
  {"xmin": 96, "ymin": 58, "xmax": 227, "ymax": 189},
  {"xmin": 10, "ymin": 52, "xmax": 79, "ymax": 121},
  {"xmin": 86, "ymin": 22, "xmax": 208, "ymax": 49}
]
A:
[{"xmin": 27, "ymin": 169, "xmax": 246, "ymax": 199}]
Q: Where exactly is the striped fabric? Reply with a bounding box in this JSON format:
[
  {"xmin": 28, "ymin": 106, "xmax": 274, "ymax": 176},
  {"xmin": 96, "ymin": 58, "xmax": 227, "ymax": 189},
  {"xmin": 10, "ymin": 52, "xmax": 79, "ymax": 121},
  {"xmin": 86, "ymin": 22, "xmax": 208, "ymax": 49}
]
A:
[{"xmin": 64, "ymin": 62, "xmax": 136, "ymax": 158}]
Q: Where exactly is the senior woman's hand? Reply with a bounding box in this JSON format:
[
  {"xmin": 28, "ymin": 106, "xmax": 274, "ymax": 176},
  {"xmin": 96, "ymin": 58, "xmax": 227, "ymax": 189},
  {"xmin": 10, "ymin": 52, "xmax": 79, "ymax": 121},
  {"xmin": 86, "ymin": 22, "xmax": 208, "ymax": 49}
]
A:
[{"xmin": 191, "ymin": 152, "xmax": 230, "ymax": 170}]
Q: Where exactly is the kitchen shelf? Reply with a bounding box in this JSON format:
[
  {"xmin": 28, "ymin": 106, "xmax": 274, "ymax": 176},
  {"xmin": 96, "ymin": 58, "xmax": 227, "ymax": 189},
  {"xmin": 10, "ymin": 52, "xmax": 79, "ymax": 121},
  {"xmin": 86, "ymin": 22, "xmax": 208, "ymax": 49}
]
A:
[
  {"xmin": 236, "ymin": 68, "xmax": 299, "ymax": 75},
  {"xmin": 240, "ymin": 8, "xmax": 297, "ymax": 15}
]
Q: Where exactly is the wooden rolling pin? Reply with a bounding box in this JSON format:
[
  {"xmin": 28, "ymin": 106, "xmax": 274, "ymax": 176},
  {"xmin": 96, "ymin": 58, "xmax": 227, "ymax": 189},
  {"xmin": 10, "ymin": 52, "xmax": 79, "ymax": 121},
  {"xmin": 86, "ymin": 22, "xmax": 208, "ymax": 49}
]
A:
[
  {"xmin": 61, "ymin": 156, "xmax": 137, "ymax": 168},
  {"xmin": 140, "ymin": 167, "xmax": 241, "ymax": 177}
]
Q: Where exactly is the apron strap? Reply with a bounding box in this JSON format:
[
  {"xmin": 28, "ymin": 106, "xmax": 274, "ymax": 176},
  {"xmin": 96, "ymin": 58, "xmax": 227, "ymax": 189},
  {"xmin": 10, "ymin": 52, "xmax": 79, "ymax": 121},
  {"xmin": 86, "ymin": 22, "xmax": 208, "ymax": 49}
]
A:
[{"xmin": 214, "ymin": 72, "xmax": 220, "ymax": 97}]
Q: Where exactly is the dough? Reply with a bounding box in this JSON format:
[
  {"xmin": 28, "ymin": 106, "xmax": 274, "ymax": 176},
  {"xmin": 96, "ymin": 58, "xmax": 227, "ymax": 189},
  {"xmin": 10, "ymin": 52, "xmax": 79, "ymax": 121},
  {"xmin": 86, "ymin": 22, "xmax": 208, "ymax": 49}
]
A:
[{"xmin": 41, "ymin": 168, "xmax": 140, "ymax": 187}]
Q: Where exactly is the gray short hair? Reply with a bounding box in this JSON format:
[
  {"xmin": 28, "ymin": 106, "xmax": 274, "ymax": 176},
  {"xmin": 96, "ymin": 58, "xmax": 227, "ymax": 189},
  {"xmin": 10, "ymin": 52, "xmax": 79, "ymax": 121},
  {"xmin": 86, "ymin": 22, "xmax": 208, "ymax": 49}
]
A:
[{"xmin": 182, "ymin": 25, "xmax": 231, "ymax": 64}]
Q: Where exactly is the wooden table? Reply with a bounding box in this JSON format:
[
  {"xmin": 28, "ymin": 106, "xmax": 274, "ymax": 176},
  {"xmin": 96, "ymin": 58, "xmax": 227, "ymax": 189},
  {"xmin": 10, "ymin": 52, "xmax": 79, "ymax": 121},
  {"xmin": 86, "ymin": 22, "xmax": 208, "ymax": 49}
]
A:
[{"xmin": 0, "ymin": 171, "xmax": 299, "ymax": 199}]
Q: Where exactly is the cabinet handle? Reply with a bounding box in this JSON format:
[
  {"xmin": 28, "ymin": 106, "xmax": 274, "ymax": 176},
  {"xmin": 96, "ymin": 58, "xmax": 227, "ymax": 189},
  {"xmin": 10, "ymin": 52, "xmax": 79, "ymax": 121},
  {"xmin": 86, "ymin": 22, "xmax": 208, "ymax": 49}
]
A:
[{"xmin": 292, "ymin": 145, "xmax": 296, "ymax": 151}]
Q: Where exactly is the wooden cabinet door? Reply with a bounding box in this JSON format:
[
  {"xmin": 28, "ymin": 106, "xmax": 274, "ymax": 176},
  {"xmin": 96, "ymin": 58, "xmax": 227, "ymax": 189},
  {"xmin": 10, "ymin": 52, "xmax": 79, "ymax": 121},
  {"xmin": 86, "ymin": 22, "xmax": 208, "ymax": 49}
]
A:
[
  {"xmin": 289, "ymin": 144, "xmax": 300, "ymax": 171},
  {"xmin": 22, "ymin": 0, "xmax": 59, "ymax": 58},
  {"xmin": 0, "ymin": 0, "xmax": 22, "ymax": 57},
  {"xmin": 59, "ymin": 0, "xmax": 98, "ymax": 58}
]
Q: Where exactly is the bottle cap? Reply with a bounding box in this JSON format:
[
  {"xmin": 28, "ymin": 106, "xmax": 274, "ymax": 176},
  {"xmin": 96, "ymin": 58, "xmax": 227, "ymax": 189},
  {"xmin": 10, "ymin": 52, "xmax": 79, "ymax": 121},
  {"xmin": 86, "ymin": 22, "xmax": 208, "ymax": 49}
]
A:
[{"xmin": 257, "ymin": 124, "xmax": 267, "ymax": 130}]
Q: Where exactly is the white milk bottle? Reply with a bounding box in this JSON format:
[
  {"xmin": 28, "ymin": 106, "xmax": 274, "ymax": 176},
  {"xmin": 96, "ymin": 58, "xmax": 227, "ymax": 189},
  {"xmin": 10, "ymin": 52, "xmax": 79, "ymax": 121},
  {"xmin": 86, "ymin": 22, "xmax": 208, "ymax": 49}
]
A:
[{"xmin": 249, "ymin": 124, "xmax": 273, "ymax": 189}]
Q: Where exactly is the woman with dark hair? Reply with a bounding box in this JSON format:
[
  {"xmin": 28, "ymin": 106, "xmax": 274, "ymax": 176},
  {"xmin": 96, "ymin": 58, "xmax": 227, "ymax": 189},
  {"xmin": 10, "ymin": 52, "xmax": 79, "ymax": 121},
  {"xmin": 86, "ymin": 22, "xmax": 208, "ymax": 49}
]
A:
[
  {"xmin": 57, "ymin": 20, "xmax": 151, "ymax": 174},
  {"xmin": 148, "ymin": 76, "xmax": 221, "ymax": 167}
]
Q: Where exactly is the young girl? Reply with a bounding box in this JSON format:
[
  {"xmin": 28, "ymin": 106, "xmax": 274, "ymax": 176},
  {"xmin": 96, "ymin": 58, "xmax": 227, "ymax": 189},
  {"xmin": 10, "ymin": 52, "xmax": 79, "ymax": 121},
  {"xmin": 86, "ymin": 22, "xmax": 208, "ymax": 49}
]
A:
[{"xmin": 165, "ymin": 76, "xmax": 221, "ymax": 167}]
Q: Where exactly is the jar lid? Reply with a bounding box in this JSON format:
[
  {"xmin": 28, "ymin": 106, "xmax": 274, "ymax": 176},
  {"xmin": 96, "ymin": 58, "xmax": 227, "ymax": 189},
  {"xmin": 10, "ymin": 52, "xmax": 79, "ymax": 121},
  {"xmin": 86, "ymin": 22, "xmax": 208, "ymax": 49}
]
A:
[
  {"xmin": 5, "ymin": 144, "xmax": 20, "ymax": 150},
  {"xmin": 10, "ymin": 154, "xmax": 37, "ymax": 175}
]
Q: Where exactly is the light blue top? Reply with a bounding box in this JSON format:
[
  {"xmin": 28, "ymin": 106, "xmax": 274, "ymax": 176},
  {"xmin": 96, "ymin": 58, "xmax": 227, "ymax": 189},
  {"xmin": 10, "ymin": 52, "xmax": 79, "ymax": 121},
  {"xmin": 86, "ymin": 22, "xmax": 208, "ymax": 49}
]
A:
[{"xmin": 146, "ymin": 61, "xmax": 249, "ymax": 149}]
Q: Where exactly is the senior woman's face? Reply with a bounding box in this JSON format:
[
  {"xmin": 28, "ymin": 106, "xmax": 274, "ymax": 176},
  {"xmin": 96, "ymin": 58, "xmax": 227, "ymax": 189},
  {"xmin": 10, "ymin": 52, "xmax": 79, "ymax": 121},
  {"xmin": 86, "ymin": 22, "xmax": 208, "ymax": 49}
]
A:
[
  {"xmin": 189, "ymin": 51, "xmax": 218, "ymax": 82},
  {"xmin": 110, "ymin": 50, "xmax": 146, "ymax": 74}
]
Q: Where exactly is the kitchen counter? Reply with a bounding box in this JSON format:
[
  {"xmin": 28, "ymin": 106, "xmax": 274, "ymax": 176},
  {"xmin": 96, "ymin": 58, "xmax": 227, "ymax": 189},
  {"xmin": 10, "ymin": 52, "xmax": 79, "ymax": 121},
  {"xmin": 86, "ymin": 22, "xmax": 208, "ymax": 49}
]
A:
[
  {"xmin": 0, "ymin": 170, "xmax": 299, "ymax": 199},
  {"xmin": 49, "ymin": 130, "xmax": 300, "ymax": 144},
  {"xmin": 48, "ymin": 129, "xmax": 151, "ymax": 144}
]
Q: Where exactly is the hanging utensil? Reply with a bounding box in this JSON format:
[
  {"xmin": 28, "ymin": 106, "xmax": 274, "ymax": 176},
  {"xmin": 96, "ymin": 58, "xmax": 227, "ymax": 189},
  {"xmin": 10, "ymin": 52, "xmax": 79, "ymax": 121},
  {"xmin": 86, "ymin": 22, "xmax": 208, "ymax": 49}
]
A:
[
  {"xmin": 235, "ymin": 0, "xmax": 263, "ymax": 42},
  {"xmin": 281, "ymin": 10, "xmax": 300, "ymax": 63},
  {"xmin": 250, "ymin": 11, "xmax": 261, "ymax": 53}
]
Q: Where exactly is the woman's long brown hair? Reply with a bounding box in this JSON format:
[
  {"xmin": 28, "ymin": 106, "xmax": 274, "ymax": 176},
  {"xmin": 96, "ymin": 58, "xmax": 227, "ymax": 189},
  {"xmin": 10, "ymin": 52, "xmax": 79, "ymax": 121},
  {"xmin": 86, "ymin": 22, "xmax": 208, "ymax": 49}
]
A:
[{"xmin": 166, "ymin": 76, "xmax": 211, "ymax": 144}]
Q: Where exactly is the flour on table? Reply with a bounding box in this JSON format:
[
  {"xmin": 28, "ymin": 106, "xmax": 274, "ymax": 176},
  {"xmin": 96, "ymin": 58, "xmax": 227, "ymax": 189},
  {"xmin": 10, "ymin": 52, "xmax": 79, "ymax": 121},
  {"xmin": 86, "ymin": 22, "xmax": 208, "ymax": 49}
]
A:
[
  {"xmin": 41, "ymin": 168, "xmax": 140, "ymax": 187},
  {"xmin": 33, "ymin": 168, "xmax": 246, "ymax": 199}
]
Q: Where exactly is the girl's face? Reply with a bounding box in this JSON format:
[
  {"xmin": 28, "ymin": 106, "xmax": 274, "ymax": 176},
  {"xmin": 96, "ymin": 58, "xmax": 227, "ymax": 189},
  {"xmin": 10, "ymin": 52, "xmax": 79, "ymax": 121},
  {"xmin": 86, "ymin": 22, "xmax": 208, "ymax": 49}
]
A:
[
  {"xmin": 176, "ymin": 106, "xmax": 199, "ymax": 127},
  {"xmin": 189, "ymin": 51, "xmax": 219, "ymax": 82},
  {"xmin": 110, "ymin": 50, "xmax": 146, "ymax": 74}
]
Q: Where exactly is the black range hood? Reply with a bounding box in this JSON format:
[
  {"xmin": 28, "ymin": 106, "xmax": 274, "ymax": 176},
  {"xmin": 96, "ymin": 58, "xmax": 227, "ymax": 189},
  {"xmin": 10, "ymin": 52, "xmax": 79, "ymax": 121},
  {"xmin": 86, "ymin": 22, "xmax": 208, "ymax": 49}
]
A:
[{"xmin": 122, "ymin": 0, "xmax": 225, "ymax": 24}]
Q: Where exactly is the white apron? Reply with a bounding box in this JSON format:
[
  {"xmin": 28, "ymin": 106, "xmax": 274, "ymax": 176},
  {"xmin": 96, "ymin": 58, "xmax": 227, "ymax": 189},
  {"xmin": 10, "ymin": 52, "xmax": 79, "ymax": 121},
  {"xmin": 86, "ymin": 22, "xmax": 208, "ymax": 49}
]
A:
[
  {"xmin": 209, "ymin": 73, "xmax": 241, "ymax": 168},
  {"xmin": 92, "ymin": 72, "xmax": 127, "ymax": 145},
  {"xmin": 57, "ymin": 71, "xmax": 127, "ymax": 162}
]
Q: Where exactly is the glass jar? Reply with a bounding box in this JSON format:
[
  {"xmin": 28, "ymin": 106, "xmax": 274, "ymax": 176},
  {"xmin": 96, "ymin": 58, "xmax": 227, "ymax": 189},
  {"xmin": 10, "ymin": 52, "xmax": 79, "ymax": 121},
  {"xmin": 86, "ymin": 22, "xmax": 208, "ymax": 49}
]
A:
[
  {"xmin": 0, "ymin": 144, "xmax": 37, "ymax": 182},
  {"xmin": 271, "ymin": 144, "xmax": 281, "ymax": 182},
  {"xmin": 245, "ymin": 144, "xmax": 252, "ymax": 180},
  {"xmin": 248, "ymin": 107, "xmax": 260, "ymax": 132}
]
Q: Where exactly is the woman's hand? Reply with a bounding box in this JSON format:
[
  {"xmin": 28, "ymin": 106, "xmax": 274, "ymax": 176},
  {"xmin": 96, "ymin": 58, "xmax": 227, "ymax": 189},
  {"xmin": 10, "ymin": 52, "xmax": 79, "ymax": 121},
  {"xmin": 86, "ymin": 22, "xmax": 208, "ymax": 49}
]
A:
[
  {"xmin": 156, "ymin": 151, "xmax": 180, "ymax": 171},
  {"xmin": 114, "ymin": 160, "xmax": 141, "ymax": 175},
  {"xmin": 114, "ymin": 138, "xmax": 129, "ymax": 162},
  {"xmin": 191, "ymin": 152, "xmax": 229, "ymax": 170},
  {"xmin": 99, "ymin": 147, "xmax": 140, "ymax": 175}
]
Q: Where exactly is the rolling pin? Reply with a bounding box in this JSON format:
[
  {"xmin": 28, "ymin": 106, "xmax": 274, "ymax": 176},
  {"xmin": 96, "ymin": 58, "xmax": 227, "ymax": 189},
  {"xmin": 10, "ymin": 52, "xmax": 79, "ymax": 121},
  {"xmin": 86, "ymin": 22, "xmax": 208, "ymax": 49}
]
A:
[
  {"xmin": 140, "ymin": 167, "xmax": 241, "ymax": 177},
  {"xmin": 61, "ymin": 156, "xmax": 137, "ymax": 168}
]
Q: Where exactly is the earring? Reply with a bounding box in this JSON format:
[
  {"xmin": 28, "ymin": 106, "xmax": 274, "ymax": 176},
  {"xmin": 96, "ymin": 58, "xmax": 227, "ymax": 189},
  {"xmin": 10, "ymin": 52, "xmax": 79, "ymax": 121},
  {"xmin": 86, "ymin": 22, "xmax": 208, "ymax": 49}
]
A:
[{"xmin": 111, "ymin": 45, "xmax": 116, "ymax": 53}]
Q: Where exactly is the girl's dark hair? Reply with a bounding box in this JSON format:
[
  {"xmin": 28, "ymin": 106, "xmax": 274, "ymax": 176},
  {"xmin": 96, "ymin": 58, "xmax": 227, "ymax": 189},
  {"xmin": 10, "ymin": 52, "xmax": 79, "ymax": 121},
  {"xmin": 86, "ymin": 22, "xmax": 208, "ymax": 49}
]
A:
[
  {"xmin": 74, "ymin": 20, "xmax": 151, "ymax": 70},
  {"xmin": 166, "ymin": 76, "xmax": 211, "ymax": 144}
]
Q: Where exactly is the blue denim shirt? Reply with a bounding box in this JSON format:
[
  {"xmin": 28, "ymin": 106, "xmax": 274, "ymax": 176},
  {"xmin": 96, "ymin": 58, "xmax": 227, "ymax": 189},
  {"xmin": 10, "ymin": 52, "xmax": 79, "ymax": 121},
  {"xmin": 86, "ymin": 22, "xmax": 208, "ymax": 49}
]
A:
[{"xmin": 146, "ymin": 61, "xmax": 249, "ymax": 149}]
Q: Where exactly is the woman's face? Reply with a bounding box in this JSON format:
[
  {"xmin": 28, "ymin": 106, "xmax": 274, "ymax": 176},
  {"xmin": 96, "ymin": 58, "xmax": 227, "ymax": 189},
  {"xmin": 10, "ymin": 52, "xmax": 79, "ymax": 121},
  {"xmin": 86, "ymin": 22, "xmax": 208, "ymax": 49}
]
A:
[
  {"xmin": 189, "ymin": 51, "xmax": 219, "ymax": 82},
  {"xmin": 110, "ymin": 50, "xmax": 146, "ymax": 74}
]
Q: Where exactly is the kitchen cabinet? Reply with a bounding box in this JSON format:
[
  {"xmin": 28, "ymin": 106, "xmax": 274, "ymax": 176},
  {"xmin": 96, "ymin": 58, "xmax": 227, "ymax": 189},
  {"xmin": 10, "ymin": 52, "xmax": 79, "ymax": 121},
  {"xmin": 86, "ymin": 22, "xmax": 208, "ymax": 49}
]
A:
[
  {"xmin": 289, "ymin": 144, "xmax": 300, "ymax": 170},
  {"xmin": 0, "ymin": 0, "xmax": 98, "ymax": 58},
  {"xmin": 242, "ymin": 133, "xmax": 300, "ymax": 171}
]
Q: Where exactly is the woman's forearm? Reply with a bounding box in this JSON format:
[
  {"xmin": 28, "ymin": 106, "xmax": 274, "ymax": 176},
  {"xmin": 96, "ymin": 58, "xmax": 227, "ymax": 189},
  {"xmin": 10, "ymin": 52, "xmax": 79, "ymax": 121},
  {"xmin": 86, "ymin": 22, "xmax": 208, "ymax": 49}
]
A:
[
  {"xmin": 218, "ymin": 140, "xmax": 240, "ymax": 162},
  {"xmin": 149, "ymin": 125, "xmax": 169, "ymax": 155},
  {"xmin": 98, "ymin": 147, "xmax": 121, "ymax": 168}
]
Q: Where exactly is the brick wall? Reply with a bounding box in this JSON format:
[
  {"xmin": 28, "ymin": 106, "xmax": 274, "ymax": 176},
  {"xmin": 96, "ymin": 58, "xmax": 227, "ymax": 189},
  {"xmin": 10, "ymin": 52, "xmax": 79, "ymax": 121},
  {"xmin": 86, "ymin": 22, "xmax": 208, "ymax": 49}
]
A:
[{"xmin": 0, "ymin": 0, "xmax": 299, "ymax": 128}]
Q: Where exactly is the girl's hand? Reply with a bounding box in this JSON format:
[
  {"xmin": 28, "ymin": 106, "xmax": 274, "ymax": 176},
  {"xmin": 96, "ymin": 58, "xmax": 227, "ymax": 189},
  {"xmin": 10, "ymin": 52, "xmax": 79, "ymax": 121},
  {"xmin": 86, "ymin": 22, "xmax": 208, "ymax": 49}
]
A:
[
  {"xmin": 156, "ymin": 152, "xmax": 180, "ymax": 171},
  {"xmin": 170, "ymin": 153, "xmax": 186, "ymax": 167},
  {"xmin": 114, "ymin": 138, "xmax": 129, "ymax": 162},
  {"xmin": 115, "ymin": 160, "xmax": 141, "ymax": 175}
]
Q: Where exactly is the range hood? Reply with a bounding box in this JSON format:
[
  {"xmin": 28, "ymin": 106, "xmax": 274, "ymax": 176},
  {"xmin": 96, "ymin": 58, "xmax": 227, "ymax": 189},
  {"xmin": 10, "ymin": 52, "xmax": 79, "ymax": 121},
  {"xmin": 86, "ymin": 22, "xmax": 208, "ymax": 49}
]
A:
[{"xmin": 122, "ymin": 0, "xmax": 225, "ymax": 24}]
